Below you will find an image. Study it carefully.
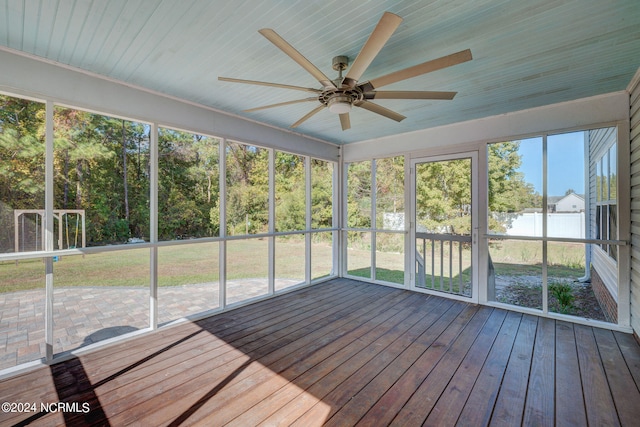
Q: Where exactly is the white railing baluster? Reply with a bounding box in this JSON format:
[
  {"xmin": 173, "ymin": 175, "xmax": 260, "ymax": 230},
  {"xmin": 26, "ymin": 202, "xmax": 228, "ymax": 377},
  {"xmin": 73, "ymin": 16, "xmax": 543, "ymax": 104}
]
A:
[{"xmin": 415, "ymin": 232, "xmax": 472, "ymax": 297}]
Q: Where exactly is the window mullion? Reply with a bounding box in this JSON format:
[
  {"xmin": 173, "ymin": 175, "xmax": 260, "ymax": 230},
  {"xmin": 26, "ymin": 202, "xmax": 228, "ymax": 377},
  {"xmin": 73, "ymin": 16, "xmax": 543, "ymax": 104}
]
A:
[{"xmin": 542, "ymin": 134, "xmax": 548, "ymax": 314}]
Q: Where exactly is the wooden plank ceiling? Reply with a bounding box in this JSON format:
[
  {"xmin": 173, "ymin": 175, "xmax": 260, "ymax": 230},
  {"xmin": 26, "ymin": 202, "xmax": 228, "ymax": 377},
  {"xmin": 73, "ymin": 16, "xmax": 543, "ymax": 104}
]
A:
[{"xmin": 1, "ymin": 0, "xmax": 639, "ymax": 144}]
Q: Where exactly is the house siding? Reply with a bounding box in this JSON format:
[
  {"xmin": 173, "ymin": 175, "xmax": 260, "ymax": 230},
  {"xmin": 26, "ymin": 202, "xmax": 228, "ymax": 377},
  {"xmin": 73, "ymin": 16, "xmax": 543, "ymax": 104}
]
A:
[
  {"xmin": 589, "ymin": 127, "xmax": 618, "ymax": 304},
  {"xmin": 589, "ymin": 127, "xmax": 617, "ymax": 240},
  {"xmin": 629, "ymin": 71, "xmax": 640, "ymax": 335}
]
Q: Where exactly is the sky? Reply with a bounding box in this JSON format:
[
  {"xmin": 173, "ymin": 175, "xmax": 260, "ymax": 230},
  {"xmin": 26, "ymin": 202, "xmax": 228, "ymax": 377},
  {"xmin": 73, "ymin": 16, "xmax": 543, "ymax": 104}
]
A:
[{"xmin": 515, "ymin": 131, "xmax": 586, "ymax": 196}]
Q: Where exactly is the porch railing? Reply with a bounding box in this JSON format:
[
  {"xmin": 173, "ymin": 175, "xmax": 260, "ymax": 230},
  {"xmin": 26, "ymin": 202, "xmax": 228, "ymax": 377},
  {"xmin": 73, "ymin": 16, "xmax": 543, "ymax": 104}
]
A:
[{"xmin": 415, "ymin": 232, "xmax": 472, "ymax": 297}]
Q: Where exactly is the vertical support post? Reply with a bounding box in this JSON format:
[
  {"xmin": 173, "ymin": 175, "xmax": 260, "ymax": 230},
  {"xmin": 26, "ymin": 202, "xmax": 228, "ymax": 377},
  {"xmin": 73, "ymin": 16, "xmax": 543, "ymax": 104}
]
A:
[
  {"xmin": 582, "ymin": 131, "xmax": 591, "ymax": 281},
  {"xmin": 305, "ymin": 156, "xmax": 312, "ymax": 284},
  {"xmin": 542, "ymin": 134, "xmax": 549, "ymax": 313},
  {"xmin": 149, "ymin": 123, "xmax": 158, "ymax": 330},
  {"xmin": 219, "ymin": 139, "xmax": 227, "ymax": 309},
  {"xmin": 338, "ymin": 150, "xmax": 345, "ymax": 277},
  {"xmin": 268, "ymin": 148, "xmax": 275, "ymax": 294},
  {"xmin": 404, "ymin": 157, "xmax": 411, "ymax": 287},
  {"xmin": 44, "ymin": 100, "xmax": 54, "ymax": 362},
  {"xmin": 477, "ymin": 146, "xmax": 489, "ymax": 303},
  {"xmin": 617, "ymin": 121, "xmax": 631, "ymax": 327},
  {"xmin": 371, "ymin": 159, "xmax": 377, "ymax": 281}
]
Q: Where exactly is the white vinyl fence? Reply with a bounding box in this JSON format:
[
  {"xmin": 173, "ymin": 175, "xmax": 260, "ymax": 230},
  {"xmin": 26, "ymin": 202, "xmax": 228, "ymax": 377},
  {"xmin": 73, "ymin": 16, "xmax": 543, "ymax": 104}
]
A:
[
  {"xmin": 384, "ymin": 212, "xmax": 586, "ymax": 239},
  {"xmin": 499, "ymin": 212, "xmax": 585, "ymax": 238}
]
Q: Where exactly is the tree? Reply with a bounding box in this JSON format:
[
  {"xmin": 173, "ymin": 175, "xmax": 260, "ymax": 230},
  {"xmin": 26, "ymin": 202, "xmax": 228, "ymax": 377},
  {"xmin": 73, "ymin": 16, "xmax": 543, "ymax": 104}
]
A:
[
  {"xmin": 347, "ymin": 161, "xmax": 372, "ymax": 229},
  {"xmin": 488, "ymin": 141, "xmax": 541, "ymax": 232},
  {"xmin": 158, "ymin": 129, "xmax": 219, "ymax": 239},
  {"xmin": 275, "ymin": 152, "xmax": 305, "ymax": 232},
  {"xmin": 311, "ymin": 159, "xmax": 333, "ymax": 229},
  {"xmin": 375, "ymin": 156, "xmax": 404, "ymax": 228},
  {"xmin": 0, "ymin": 96, "xmax": 45, "ymax": 251},
  {"xmin": 416, "ymin": 159, "xmax": 471, "ymax": 234},
  {"xmin": 412, "ymin": 142, "xmax": 539, "ymax": 235},
  {"xmin": 224, "ymin": 142, "xmax": 269, "ymax": 235}
]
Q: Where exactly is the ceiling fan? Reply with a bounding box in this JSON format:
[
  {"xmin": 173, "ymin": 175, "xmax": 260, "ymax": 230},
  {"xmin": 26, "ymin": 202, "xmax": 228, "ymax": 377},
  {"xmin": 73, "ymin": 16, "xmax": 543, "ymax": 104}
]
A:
[{"xmin": 219, "ymin": 12, "xmax": 472, "ymax": 131}]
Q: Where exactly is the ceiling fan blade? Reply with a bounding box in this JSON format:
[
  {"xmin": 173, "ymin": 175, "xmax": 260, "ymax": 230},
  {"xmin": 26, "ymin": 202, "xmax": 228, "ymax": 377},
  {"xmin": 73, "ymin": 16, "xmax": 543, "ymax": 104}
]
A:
[
  {"xmin": 342, "ymin": 12, "xmax": 403, "ymax": 88},
  {"xmin": 364, "ymin": 49, "xmax": 472, "ymax": 90},
  {"xmin": 258, "ymin": 29, "xmax": 336, "ymax": 89},
  {"xmin": 355, "ymin": 101, "xmax": 406, "ymax": 122},
  {"xmin": 218, "ymin": 77, "xmax": 321, "ymax": 93},
  {"xmin": 366, "ymin": 90, "xmax": 457, "ymax": 100},
  {"xmin": 339, "ymin": 113, "xmax": 351, "ymax": 131},
  {"xmin": 291, "ymin": 104, "xmax": 325, "ymax": 128},
  {"xmin": 244, "ymin": 98, "xmax": 318, "ymax": 112}
]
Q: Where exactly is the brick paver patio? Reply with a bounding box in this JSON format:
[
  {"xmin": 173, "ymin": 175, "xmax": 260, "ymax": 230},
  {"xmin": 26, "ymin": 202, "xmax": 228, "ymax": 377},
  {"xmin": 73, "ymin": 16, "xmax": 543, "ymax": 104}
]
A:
[{"xmin": 0, "ymin": 279, "xmax": 301, "ymax": 372}]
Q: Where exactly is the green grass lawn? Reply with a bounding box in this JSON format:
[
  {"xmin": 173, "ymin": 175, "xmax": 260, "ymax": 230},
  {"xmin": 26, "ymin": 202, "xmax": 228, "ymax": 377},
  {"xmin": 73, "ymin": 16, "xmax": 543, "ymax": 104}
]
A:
[
  {"xmin": 489, "ymin": 239, "xmax": 585, "ymax": 277},
  {"xmin": 1, "ymin": 237, "xmax": 587, "ymax": 294},
  {"xmin": 0, "ymin": 238, "xmax": 334, "ymax": 293},
  {"xmin": 347, "ymin": 238, "xmax": 586, "ymax": 293}
]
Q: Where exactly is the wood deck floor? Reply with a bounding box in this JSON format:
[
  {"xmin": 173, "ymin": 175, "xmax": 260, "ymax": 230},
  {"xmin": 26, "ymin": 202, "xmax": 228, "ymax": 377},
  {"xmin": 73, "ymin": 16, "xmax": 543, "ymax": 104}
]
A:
[{"xmin": 1, "ymin": 278, "xmax": 639, "ymax": 426}]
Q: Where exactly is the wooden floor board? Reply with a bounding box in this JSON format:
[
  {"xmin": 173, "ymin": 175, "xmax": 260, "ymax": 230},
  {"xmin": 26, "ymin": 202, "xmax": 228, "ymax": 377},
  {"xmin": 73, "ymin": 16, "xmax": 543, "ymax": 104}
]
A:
[
  {"xmin": 1, "ymin": 278, "xmax": 639, "ymax": 426},
  {"xmin": 554, "ymin": 320, "xmax": 588, "ymax": 426},
  {"xmin": 387, "ymin": 306, "xmax": 496, "ymax": 426},
  {"xmin": 522, "ymin": 317, "xmax": 555, "ymax": 427},
  {"xmin": 455, "ymin": 310, "xmax": 522, "ymax": 427},
  {"xmin": 575, "ymin": 324, "xmax": 621, "ymax": 426},
  {"xmin": 489, "ymin": 314, "xmax": 538, "ymax": 426},
  {"xmin": 225, "ymin": 296, "xmax": 448, "ymax": 427},
  {"xmin": 614, "ymin": 330, "xmax": 640, "ymax": 389},
  {"xmin": 28, "ymin": 281, "xmax": 384, "ymax": 425},
  {"xmin": 423, "ymin": 308, "xmax": 508, "ymax": 426},
  {"xmin": 593, "ymin": 328, "xmax": 640, "ymax": 426},
  {"xmin": 111, "ymin": 283, "xmax": 411, "ymax": 426},
  {"xmin": 323, "ymin": 303, "xmax": 480, "ymax": 427},
  {"xmin": 292, "ymin": 301, "xmax": 469, "ymax": 427},
  {"xmin": 180, "ymin": 292, "xmax": 430, "ymax": 426},
  {"xmin": 263, "ymin": 298, "xmax": 456, "ymax": 427}
]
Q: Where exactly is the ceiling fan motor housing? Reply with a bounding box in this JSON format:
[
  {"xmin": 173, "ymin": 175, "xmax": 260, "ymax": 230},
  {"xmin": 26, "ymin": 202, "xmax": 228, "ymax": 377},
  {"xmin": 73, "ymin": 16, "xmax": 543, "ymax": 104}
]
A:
[{"xmin": 320, "ymin": 87, "xmax": 363, "ymax": 112}]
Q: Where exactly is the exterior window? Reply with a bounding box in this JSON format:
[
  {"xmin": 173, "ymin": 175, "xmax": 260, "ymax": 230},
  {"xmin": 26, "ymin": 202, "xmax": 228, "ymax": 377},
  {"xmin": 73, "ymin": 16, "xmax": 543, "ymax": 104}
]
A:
[
  {"xmin": 595, "ymin": 144, "xmax": 617, "ymax": 260},
  {"xmin": 345, "ymin": 156, "xmax": 405, "ymax": 285}
]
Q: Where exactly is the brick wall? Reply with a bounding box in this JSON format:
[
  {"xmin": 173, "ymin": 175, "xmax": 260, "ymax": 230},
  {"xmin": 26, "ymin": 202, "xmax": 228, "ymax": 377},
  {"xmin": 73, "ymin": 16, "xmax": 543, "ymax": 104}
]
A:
[{"xmin": 591, "ymin": 266, "xmax": 618, "ymax": 323}]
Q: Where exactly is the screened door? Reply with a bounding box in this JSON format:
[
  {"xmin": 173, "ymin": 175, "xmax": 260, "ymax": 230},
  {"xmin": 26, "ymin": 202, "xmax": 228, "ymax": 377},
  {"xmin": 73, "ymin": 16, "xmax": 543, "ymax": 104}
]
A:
[{"xmin": 412, "ymin": 153, "xmax": 478, "ymax": 301}]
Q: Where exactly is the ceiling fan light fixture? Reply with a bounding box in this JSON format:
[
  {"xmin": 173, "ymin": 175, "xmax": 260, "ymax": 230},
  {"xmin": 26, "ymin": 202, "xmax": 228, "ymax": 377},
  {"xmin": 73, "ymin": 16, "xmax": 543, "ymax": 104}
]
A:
[{"xmin": 327, "ymin": 95, "xmax": 352, "ymax": 114}]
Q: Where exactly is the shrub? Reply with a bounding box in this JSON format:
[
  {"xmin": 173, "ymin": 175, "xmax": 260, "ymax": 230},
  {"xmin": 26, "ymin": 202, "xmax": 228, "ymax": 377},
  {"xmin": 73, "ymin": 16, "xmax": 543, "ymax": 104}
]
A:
[{"xmin": 549, "ymin": 282, "xmax": 575, "ymax": 314}]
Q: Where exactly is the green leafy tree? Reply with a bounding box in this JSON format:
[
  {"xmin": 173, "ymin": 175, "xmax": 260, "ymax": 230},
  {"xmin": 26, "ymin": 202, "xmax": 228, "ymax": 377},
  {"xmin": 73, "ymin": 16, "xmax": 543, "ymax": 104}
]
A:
[
  {"xmin": 375, "ymin": 156, "xmax": 404, "ymax": 227},
  {"xmin": 275, "ymin": 152, "xmax": 305, "ymax": 232},
  {"xmin": 311, "ymin": 159, "xmax": 333, "ymax": 229},
  {"xmin": 225, "ymin": 142, "xmax": 269, "ymax": 235},
  {"xmin": 488, "ymin": 141, "xmax": 541, "ymax": 232},
  {"xmin": 0, "ymin": 96, "xmax": 45, "ymax": 251},
  {"xmin": 416, "ymin": 159, "xmax": 471, "ymax": 234},
  {"xmin": 347, "ymin": 161, "xmax": 372, "ymax": 228},
  {"xmin": 159, "ymin": 129, "xmax": 219, "ymax": 239}
]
